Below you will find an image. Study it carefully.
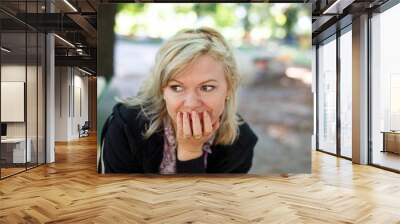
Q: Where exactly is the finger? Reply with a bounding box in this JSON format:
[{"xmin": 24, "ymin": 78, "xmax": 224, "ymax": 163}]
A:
[
  {"xmin": 212, "ymin": 119, "xmax": 220, "ymax": 132},
  {"xmin": 176, "ymin": 112, "xmax": 183, "ymax": 139},
  {"xmin": 203, "ymin": 111, "xmax": 213, "ymax": 136},
  {"xmin": 182, "ymin": 112, "xmax": 192, "ymax": 138},
  {"xmin": 192, "ymin": 111, "xmax": 202, "ymax": 138}
]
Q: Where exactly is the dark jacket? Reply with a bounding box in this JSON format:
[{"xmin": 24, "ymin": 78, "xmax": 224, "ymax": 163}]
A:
[{"xmin": 99, "ymin": 103, "xmax": 258, "ymax": 174}]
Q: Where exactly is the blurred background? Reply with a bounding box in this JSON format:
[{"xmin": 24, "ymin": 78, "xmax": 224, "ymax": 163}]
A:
[{"xmin": 97, "ymin": 3, "xmax": 312, "ymax": 174}]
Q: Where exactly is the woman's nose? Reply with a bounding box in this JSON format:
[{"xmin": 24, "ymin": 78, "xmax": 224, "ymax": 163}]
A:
[{"xmin": 183, "ymin": 91, "xmax": 202, "ymax": 108}]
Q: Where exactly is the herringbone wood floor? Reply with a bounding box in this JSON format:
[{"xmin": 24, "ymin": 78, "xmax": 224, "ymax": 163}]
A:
[{"xmin": 1, "ymin": 134, "xmax": 400, "ymax": 223}]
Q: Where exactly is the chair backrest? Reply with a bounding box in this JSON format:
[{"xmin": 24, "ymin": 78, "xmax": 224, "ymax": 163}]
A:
[{"xmin": 82, "ymin": 121, "xmax": 90, "ymax": 129}]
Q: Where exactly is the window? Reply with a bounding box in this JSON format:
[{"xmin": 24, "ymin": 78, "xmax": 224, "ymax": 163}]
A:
[
  {"xmin": 371, "ymin": 3, "xmax": 400, "ymax": 171},
  {"xmin": 318, "ymin": 36, "xmax": 337, "ymax": 154},
  {"xmin": 0, "ymin": 2, "xmax": 46, "ymax": 179},
  {"xmin": 339, "ymin": 28, "xmax": 352, "ymax": 158}
]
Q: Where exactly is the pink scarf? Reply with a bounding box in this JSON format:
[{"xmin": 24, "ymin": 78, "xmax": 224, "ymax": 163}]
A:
[{"xmin": 159, "ymin": 117, "xmax": 214, "ymax": 174}]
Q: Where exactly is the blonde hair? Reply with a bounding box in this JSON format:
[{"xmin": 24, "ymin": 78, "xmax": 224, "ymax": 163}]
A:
[{"xmin": 124, "ymin": 27, "xmax": 242, "ymax": 145}]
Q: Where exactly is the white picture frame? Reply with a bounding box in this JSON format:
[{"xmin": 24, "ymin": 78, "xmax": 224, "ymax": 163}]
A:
[{"xmin": 1, "ymin": 81, "xmax": 25, "ymax": 122}]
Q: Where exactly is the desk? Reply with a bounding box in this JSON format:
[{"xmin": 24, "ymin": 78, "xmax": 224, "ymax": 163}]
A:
[
  {"xmin": 1, "ymin": 138, "xmax": 31, "ymax": 163},
  {"xmin": 381, "ymin": 131, "xmax": 400, "ymax": 154}
]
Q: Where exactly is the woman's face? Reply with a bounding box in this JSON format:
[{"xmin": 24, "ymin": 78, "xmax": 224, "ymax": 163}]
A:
[{"xmin": 163, "ymin": 54, "xmax": 229, "ymax": 128}]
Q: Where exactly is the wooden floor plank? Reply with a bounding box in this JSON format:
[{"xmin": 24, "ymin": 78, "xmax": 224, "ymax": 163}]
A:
[{"xmin": 1, "ymin": 134, "xmax": 400, "ymax": 223}]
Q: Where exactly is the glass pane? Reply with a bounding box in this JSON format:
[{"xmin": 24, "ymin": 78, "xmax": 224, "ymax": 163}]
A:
[
  {"xmin": 318, "ymin": 37, "xmax": 337, "ymax": 154},
  {"xmin": 1, "ymin": 30, "xmax": 27, "ymax": 177},
  {"xmin": 340, "ymin": 29, "xmax": 352, "ymax": 158},
  {"xmin": 371, "ymin": 4, "xmax": 400, "ymax": 171},
  {"xmin": 0, "ymin": 1, "xmax": 46, "ymax": 178},
  {"xmin": 0, "ymin": 1, "xmax": 28, "ymax": 32},
  {"xmin": 27, "ymin": 31, "xmax": 38, "ymax": 169},
  {"xmin": 38, "ymin": 32, "xmax": 45, "ymax": 165},
  {"xmin": 25, "ymin": 0, "xmax": 38, "ymax": 169}
]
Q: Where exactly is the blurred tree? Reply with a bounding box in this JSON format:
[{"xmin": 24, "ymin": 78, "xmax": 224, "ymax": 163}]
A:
[
  {"xmin": 283, "ymin": 6, "xmax": 299, "ymax": 44},
  {"xmin": 242, "ymin": 4, "xmax": 252, "ymax": 31},
  {"xmin": 175, "ymin": 4, "xmax": 194, "ymax": 14},
  {"xmin": 114, "ymin": 3, "xmax": 310, "ymax": 48},
  {"xmin": 117, "ymin": 3, "xmax": 145, "ymax": 14},
  {"xmin": 193, "ymin": 3, "xmax": 217, "ymax": 17},
  {"xmin": 215, "ymin": 4, "xmax": 236, "ymax": 27},
  {"xmin": 115, "ymin": 3, "xmax": 146, "ymax": 35}
]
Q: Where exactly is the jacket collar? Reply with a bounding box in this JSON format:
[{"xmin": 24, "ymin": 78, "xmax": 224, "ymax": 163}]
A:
[{"xmin": 142, "ymin": 129, "xmax": 164, "ymax": 173}]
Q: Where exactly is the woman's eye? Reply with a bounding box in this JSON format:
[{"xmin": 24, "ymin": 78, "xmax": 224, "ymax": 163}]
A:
[
  {"xmin": 201, "ymin": 85, "xmax": 215, "ymax": 92},
  {"xmin": 170, "ymin": 85, "xmax": 183, "ymax": 92}
]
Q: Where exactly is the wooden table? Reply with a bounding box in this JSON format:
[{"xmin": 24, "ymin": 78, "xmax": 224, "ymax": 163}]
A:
[{"xmin": 381, "ymin": 131, "xmax": 400, "ymax": 154}]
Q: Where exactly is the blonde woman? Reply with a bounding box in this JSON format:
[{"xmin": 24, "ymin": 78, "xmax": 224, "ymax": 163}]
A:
[{"xmin": 100, "ymin": 27, "xmax": 258, "ymax": 174}]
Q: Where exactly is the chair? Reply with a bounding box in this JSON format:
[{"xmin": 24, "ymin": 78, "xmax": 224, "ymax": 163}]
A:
[{"xmin": 78, "ymin": 121, "xmax": 90, "ymax": 138}]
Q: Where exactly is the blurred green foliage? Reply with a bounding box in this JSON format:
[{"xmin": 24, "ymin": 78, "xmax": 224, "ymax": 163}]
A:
[
  {"xmin": 116, "ymin": 4, "xmax": 309, "ymax": 37},
  {"xmin": 116, "ymin": 3, "xmax": 145, "ymax": 14},
  {"xmin": 215, "ymin": 4, "xmax": 237, "ymax": 27}
]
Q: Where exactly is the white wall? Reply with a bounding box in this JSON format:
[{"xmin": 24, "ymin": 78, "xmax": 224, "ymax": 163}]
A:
[
  {"xmin": 55, "ymin": 67, "xmax": 89, "ymax": 141},
  {"xmin": 1, "ymin": 65, "xmax": 26, "ymax": 144},
  {"xmin": 55, "ymin": 66, "xmax": 69, "ymax": 141},
  {"xmin": 1, "ymin": 65, "xmax": 26, "ymax": 133},
  {"xmin": 1, "ymin": 65, "xmax": 38, "ymax": 138},
  {"xmin": 1, "ymin": 63, "xmax": 46, "ymax": 164}
]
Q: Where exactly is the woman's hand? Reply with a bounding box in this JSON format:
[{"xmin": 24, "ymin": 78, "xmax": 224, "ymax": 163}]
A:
[{"xmin": 176, "ymin": 111, "xmax": 219, "ymax": 161}]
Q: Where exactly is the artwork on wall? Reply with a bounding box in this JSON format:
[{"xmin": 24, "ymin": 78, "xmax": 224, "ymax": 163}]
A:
[{"xmin": 1, "ymin": 81, "xmax": 25, "ymax": 122}]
